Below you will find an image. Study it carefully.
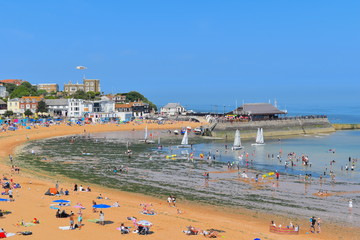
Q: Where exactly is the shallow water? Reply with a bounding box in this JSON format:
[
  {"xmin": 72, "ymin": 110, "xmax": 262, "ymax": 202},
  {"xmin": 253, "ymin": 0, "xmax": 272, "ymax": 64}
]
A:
[{"xmin": 16, "ymin": 130, "xmax": 360, "ymax": 227}]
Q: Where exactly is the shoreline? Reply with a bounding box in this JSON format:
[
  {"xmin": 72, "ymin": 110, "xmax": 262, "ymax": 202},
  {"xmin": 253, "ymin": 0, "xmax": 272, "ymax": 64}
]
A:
[{"xmin": 1, "ymin": 122, "xmax": 358, "ymax": 239}]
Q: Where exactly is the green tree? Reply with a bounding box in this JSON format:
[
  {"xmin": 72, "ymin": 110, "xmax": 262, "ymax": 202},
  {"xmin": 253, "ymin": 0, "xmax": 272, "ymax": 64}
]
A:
[
  {"xmin": 36, "ymin": 100, "xmax": 48, "ymax": 113},
  {"xmin": 3, "ymin": 110, "xmax": 14, "ymax": 117},
  {"xmin": 37, "ymin": 89, "xmax": 48, "ymax": 96},
  {"xmin": 120, "ymin": 91, "xmax": 157, "ymax": 111},
  {"xmin": 24, "ymin": 109, "xmax": 33, "ymax": 117},
  {"xmin": 72, "ymin": 90, "xmax": 88, "ymax": 99},
  {"xmin": 4, "ymin": 83, "xmax": 17, "ymax": 95}
]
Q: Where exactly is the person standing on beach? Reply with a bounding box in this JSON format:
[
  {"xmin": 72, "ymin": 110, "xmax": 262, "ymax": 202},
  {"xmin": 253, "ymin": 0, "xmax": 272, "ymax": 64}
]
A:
[
  {"xmin": 275, "ymin": 171, "xmax": 280, "ymax": 180},
  {"xmin": 74, "ymin": 184, "xmax": 78, "ymax": 191},
  {"xmin": 69, "ymin": 213, "xmax": 75, "ymax": 229},
  {"xmin": 310, "ymin": 216, "xmax": 316, "ymax": 233},
  {"xmin": 77, "ymin": 213, "xmax": 83, "ymax": 230},
  {"xmin": 317, "ymin": 218, "xmax": 321, "ymax": 233},
  {"xmin": 99, "ymin": 211, "xmax": 105, "ymax": 226},
  {"xmin": 8, "ymin": 189, "xmax": 13, "ymax": 201}
]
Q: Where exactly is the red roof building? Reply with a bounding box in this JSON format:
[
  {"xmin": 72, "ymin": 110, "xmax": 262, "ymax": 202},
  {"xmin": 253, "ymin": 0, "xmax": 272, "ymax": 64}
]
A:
[{"xmin": 0, "ymin": 79, "xmax": 26, "ymax": 86}]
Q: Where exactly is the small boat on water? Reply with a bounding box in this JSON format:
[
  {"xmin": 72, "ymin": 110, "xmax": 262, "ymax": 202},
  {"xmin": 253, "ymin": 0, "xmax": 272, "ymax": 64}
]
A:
[
  {"xmin": 178, "ymin": 130, "xmax": 191, "ymax": 148},
  {"xmin": 174, "ymin": 130, "xmax": 179, "ymax": 135},
  {"xmin": 193, "ymin": 127, "xmax": 203, "ymax": 135},
  {"xmin": 251, "ymin": 128, "xmax": 265, "ymax": 146},
  {"xmin": 139, "ymin": 126, "xmax": 155, "ymax": 144},
  {"xmin": 232, "ymin": 129, "xmax": 243, "ymax": 150}
]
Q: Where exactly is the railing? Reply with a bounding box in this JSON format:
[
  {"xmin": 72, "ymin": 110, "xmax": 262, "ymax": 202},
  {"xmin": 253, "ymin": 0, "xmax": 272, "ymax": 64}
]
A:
[{"xmin": 209, "ymin": 115, "xmax": 328, "ymax": 123}]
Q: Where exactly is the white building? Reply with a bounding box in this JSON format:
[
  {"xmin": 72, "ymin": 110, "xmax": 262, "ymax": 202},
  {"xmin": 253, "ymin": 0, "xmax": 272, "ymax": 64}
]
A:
[
  {"xmin": 160, "ymin": 103, "xmax": 186, "ymax": 116},
  {"xmin": 45, "ymin": 99, "xmax": 68, "ymax": 117},
  {"xmin": 0, "ymin": 85, "xmax": 8, "ymax": 98},
  {"xmin": 67, "ymin": 99, "xmax": 85, "ymax": 118}
]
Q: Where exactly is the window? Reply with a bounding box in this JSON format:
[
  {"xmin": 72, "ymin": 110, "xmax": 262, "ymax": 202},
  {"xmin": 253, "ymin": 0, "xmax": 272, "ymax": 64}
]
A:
[
  {"xmin": 85, "ymin": 82, "xmax": 89, "ymax": 86},
  {"xmin": 90, "ymin": 82, "xmax": 94, "ymax": 86},
  {"xmin": 90, "ymin": 87, "xmax": 94, "ymax": 91},
  {"xmin": 26, "ymin": 104, "xmax": 30, "ymax": 109}
]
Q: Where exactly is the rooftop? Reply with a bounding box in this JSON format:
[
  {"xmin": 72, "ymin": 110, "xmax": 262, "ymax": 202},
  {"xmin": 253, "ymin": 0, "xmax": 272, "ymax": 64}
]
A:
[{"xmin": 233, "ymin": 103, "xmax": 286, "ymax": 115}]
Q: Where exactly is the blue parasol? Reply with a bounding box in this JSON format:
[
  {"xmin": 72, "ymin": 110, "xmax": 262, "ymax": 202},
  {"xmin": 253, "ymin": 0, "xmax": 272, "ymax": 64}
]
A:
[
  {"xmin": 0, "ymin": 198, "xmax": 9, "ymax": 202},
  {"xmin": 53, "ymin": 199, "xmax": 70, "ymax": 203},
  {"xmin": 92, "ymin": 204, "xmax": 111, "ymax": 209}
]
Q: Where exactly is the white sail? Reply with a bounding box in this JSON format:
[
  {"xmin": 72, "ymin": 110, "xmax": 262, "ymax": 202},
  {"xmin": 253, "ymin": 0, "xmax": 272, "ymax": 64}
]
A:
[
  {"xmin": 158, "ymin": 137, "xmax": 161, "ymax": 145},
  {"xmin": 252, "ymin": 128, "xmax": 265, "ymax": 145},
  {"xmin": 255, "ymin": 128, "xmax": 261, "ymax": 143},
  {"xmin": 232, "ymin": 129, "xmax": 242, "ymax": 150},
  {"xmin": 144, "ymin": 126, "xmax": 148, "ymax": 140},
  {"xmin": 181, "ymin": 130, "xmax": 189, "ymax": 145},
  {"xmin": 259, "ymin": 128, "xmax": 264, "ymax": 144}
]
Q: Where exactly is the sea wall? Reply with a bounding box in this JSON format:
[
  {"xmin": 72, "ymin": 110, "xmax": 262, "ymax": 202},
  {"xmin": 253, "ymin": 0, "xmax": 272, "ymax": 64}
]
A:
[
  {"xmin": 210, "ymin": 118, "xmax": 335, "ymax": 139},
  {"xmin": 332, "ymin": 124, "xmax": 360, "ymax": 130}
]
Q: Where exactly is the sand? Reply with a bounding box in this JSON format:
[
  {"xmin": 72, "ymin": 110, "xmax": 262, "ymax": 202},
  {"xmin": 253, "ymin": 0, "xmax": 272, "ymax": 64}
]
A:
[{"xmin": 0, "ymin": 121, "xmax": 358, "ymax": 240}]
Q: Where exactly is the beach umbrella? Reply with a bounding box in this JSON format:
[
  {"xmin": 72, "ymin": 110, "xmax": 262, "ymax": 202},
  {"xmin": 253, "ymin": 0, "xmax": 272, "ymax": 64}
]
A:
[
  {"xmin": 52, "ymin": 200, "xmax": 70, "ymax": 203},
  {"xmin": 137, "ymin": 220, "xmax": 152, "ymax": 227},
  {"xmin": 92, "ymin": 204, "xmax": 111, "ymax": 209},
  {"xmin": 0, "ymin": 198, "xmax": 9, "ymax": 202}
]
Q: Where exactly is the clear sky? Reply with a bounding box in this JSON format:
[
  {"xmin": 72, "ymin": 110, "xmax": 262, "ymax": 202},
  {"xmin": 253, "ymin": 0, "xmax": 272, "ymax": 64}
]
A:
[{"xmin": 1, "ymin": 1, "xmax": 360, "ymax": 112}]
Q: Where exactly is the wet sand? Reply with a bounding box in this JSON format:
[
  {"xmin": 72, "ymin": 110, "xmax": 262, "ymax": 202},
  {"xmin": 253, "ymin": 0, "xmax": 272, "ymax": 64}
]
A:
[{"xmin": 0, "ymin": 122, "xmax": 358, "ymax": 240}]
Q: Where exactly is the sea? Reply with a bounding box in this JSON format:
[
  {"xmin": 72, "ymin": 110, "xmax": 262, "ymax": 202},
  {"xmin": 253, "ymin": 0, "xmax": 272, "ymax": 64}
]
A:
[{"xmin": 15, "ymin": 105, "xmax": 360, "ymax": 227}]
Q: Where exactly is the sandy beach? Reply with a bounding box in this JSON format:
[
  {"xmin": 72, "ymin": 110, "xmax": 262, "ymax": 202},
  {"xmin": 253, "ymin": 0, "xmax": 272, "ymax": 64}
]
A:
[{"xmin": 0, "ymin": 122, "xmax": 358, "ymax": 240}]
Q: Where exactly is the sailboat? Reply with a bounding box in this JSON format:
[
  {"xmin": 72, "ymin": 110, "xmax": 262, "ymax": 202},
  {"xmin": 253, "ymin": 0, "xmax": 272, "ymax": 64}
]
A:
[
  {"xmin": 139, "ymin": 126, "xmax": 155, "ymax": 144},
  {"xmin": 178, "ymin": 130, "xmax": 191, "ymax": 148},
  {"xmin": 232, "ymin": 129, "xmax": 243, "ymax": 150},
  {"xmin": 251, "ymin": 128, "xmax": 265, "ymax": 146}
]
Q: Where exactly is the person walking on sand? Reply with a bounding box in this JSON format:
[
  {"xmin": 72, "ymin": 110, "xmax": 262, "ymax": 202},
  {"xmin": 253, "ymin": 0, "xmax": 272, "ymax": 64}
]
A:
[
  {"xmin": 69, "ymin": 213, "xmax": 75, "ymax": 229},
  {"xmin": 99, "ymin": 211, "xmax": 105, "ymax": 226},
  {"xmin": 317, "ymin": 218, "xmax": 321, "ymax": 233},
  {"xmin": 77, "ymin": 213, "xmax": 83, "ymax": 230},
  {"xmin": 310, "ymin": 216, "xmax": 316, "ymax": 233}
]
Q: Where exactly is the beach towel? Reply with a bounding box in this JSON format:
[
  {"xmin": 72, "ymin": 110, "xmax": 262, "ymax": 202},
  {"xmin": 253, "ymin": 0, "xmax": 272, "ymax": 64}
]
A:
[
  {"xmin": 59, "ymin": 226, "xmax": 71, "ymax": 230},
  {"xmin": 5, "ymin": 233, "xmax": 16, "ymax": 237},
  {"xmin": 50, "ymin": 206, "xmax": 60, "ymax": 210},
  {"xmin": 140, "ymin": 211, "xmax": 156, "ymax": 216},
  {"xmin": 87, "ymin": 219, "xmax": 100, "ymax": 223}
]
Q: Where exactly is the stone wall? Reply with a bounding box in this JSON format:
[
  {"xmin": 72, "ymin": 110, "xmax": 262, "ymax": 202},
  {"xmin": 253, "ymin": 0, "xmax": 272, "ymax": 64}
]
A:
[{"xmin": 210, "ymin": 118, "xmax": 335, "ymax": 139}]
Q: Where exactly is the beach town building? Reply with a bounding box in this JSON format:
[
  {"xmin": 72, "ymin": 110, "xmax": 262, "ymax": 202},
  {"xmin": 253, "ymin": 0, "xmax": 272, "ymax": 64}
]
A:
[
  {"xmin": 67, "ymin": 99, "xmax": 86, "ymax": 118},
  {"xmin": 45, "ymin": 99, "xmax": 68, "ymax": 117},
  {"xmin": 63, "ymin": 82, "xmax": 85, "ymax": 94},
  {"xmin": 131, "ymin": 101, "xmax": 150, "ymax": 118},
  {"xmin": 64, "ymin": 79, "xmax": 101, "ymax": 94},
  {"xmin": 19, "ymin": 96, "xmax": 44, "ymax": 114},
  {"xmin": 0, "ymin": 99, "xmax": 7, "ymax": 115},
  {"xmin": 231, "ymin": 103, "xmax": 286, "ymax": 120},
  {"xmin": 0, "ymin": 79, "xmax": 26, "ymax": 86},
  {"xmin": 0, "ymin": 84, "xmax": 8, "ymax": 98},
  {"xmin": 37, "ymin": 83, "xmax": 59, "ymax": 93},
  {"xmin": 160, "ymin": 103, "xmax": 187, "ymax": 116},
  {"xmin": 114, "ymin": 101, "xmax": 150, "ymax": 118},
  {"xmin": 84, "ymin": 79, "xmax": 101, "ymax": 93},
  {"xmin": 106, "ymin": 94, "xmax": 127, "ymax": 103},
  {"xmin": 115, "ymin": 103, "xmax": 133, "ymax": 113},
  {"xmin": 7, "ymin": 98, "xmax": 20, "ymax": 114}
]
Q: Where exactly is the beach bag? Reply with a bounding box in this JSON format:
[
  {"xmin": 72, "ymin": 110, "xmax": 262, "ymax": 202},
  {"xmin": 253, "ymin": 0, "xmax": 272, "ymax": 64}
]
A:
[{"xmin": 21, "ymin": 231, "xmax": 32, "ymax": 235}]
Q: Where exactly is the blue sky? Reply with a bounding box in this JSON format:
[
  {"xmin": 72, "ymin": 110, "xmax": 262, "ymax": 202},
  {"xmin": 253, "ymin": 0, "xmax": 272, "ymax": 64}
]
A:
[{"xmin": 1, "ymin": 1, "xmax": 360, "ymax": 112}]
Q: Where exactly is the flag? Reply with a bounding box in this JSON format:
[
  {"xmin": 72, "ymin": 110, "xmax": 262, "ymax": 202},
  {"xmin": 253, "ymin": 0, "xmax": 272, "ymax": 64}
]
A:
[{"xmin": 76, "ymin": 66, "xmax": 87, "ymax": 70}]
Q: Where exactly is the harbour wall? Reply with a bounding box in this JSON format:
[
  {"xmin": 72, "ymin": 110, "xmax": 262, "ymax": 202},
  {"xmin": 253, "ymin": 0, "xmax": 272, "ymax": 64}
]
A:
[
  {"xmin": 209, "ymin": 118, "xmax": 335, "ymax": 139},
  {"xmin": 332, "ymin": 124, "xmax": 360, "ymax": 130}
]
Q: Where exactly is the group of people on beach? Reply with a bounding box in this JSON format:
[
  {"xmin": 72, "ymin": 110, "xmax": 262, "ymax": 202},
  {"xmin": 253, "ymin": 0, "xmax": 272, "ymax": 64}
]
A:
[{"xmin": 167, "ymin": 195, "xmax": 176, "ymax": 207}]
